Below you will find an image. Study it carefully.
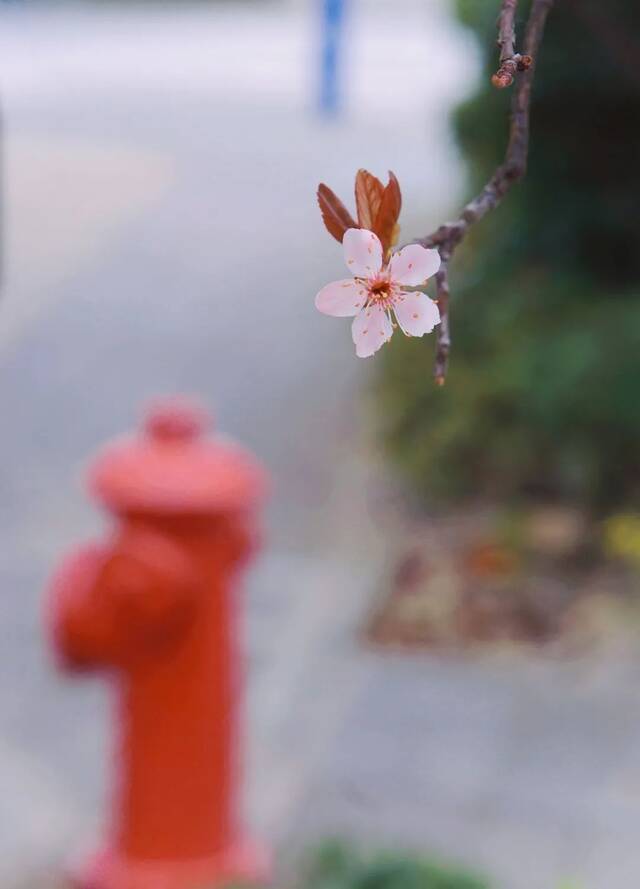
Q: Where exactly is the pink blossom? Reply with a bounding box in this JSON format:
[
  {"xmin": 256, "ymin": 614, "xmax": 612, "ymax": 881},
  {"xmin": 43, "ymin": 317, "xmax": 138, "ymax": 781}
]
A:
[{"xmin": 315, "ymin": 229, "xmax": 441, "ymax": 358}]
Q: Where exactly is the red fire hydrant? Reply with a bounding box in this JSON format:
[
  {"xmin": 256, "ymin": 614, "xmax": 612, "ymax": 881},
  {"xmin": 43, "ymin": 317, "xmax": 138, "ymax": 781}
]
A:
[{"xmin": 46, "ymin": 399, "xmax": 270, "ymax": 889}]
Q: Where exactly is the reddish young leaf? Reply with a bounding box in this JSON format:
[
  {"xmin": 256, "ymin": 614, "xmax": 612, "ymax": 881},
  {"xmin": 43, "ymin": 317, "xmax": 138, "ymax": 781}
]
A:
[
  {"xmin": 374, "ymin": 171, "xmax": 402, "ymax": 255},
  {"xmin": 354, "ymin": 169, "xmax": 384, "ymax": 231},
  {"xmin": 317, "ymin": 183, "xmax": 358, "ymax": 243}
]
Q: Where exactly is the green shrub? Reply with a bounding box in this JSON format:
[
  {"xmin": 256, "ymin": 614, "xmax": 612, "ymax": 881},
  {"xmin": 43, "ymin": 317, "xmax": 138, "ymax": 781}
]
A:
[
  {"xmin": 376, "ymin": 0, "xmax": 640, "ymax": 510},
  {"xmin": 300, "ymin": 840, "xmax": 490, "ymax": 889}
]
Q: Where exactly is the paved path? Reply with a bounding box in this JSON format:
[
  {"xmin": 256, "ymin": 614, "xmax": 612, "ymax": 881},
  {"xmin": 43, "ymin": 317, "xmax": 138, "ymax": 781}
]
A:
[
  {"xmin": 0, "ymin": 1, "xmax": 475, "ymax": 882},
  {"xmin": 3, "ymin": 6, "xmax": 640, "ymax": 889}
]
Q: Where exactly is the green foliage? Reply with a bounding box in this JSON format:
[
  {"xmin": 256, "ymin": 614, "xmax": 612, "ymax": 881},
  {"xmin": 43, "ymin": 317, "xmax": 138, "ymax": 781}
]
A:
[
  {"xmin": 377, "ymin": 0, "xmax": 640, "ymax": 509},
  {"xmin": 300, "ymin": 840, "xmax": 490, "ymax": 889}
]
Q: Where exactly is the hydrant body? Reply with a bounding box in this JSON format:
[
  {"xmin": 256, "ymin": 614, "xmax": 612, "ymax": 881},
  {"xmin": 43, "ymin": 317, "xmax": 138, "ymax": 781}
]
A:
[{"xmin": 46, "ymin": 402, "xmax": 269, "ymax": 889}]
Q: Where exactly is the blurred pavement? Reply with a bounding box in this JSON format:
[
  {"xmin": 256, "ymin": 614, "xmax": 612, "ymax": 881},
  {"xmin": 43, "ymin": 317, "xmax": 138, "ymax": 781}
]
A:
[
  {"xmin": 3, "ymin": 5, "xmax": 640, "ymax": 889},
  {"xmin": 0, "ymin": 0, "xmax": 476, "ymax": 882}
]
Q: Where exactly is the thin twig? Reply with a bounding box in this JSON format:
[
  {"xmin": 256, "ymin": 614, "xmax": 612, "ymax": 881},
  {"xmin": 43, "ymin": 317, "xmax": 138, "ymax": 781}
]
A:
[
  {"xmin": 497, "ymin": 0, "xmax": 518, "ymax": 62},
  {"xmin": 433, "ymin": 257, "xmax": 451, "ymax": 387},
  {"xmin": 492, "ymin": 0, "xmax": 533, "ymax": 89},
  {"xmin": 418, "ymin": 0, "xmax": 554, "ymax": 384},
  {"xmin": 493, "ymin": 0, "xmax": 518, "ymax": 88}
]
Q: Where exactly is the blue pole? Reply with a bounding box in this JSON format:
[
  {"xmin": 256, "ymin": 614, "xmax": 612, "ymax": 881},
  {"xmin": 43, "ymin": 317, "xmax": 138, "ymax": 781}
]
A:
[{"xmin": 319, "ymin": 0, "xmax": 346, "ymax": 116}]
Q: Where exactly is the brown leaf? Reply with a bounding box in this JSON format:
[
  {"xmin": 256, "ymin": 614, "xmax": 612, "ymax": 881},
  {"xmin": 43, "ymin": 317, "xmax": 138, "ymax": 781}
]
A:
[
  {"xmin": 317, "ymin": 183, "xmax": 358, "ymax": 243},
  {"xmin": 354, "ymin": 169, "xmax": 384, "ymax": 231},
  {"xmin": 373, "ymin": 171, "xmax": 402, "ymax": 255}
]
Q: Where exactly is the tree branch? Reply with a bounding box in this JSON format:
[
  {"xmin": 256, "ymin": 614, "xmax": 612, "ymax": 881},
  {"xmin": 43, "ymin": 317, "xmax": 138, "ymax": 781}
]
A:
[{"xmin": 419, "ymin": 0, "xmax": 554, "ymax": 384}]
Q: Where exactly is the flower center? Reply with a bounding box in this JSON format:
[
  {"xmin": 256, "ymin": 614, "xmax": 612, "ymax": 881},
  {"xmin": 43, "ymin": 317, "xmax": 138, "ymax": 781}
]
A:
[{"xmin": 366, "ymin": 275, "xmax": 395, "ymax": 307}]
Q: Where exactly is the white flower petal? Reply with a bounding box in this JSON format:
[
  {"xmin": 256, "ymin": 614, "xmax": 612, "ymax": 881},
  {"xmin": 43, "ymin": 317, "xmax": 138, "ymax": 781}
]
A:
[
  {"xmin": 343, "ymin": 228, "xmax": 383, "ymax": 278},
  {"xmin": 394, "ymin": 290, "xmax": 440, "ymax": 337},
  {"xmin": 389, "ymin": 244, "xmax": 441, "ymax": 286},
  {"xmin": 351, "ymin": 305, "xmax": 393, "ymax": 358},
  {"xmin": 315, "ymin": 279, "xmax": 368, "ymax": 317}
]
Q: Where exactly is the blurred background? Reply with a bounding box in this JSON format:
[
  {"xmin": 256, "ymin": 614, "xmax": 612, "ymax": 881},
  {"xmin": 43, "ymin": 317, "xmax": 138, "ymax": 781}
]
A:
[{"xmin": 0, "ymin": 0, "xmax": 639, "ymax": 888}]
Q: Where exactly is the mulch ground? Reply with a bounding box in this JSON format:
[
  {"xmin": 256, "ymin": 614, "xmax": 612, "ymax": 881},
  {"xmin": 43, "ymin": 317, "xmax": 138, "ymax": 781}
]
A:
[{"xmin": 364, "ymin": 505, "xmax": 640, "ymax": 655}]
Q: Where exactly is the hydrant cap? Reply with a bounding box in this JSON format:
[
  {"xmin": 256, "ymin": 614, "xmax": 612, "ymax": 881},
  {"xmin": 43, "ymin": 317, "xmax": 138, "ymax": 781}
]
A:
[{"xmin": 87, "ymin": 398, "xmax": 268, "ymax": 513}]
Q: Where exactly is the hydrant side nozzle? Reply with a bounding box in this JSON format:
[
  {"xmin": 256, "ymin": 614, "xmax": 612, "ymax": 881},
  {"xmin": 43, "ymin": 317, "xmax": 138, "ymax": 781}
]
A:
[
  {"xmin": 93, "ymin": 527, "xmax": 201, "ymax": 650},
  {"xmin": 46, "ymin": 543, "xmax": 122, "ymax": 670}
]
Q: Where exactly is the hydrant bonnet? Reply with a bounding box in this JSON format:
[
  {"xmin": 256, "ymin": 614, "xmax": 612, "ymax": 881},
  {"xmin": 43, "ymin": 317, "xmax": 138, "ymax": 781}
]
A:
[{"xmin": 88, "ymin": 399, "xmax": 267, "ymax": 514}]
